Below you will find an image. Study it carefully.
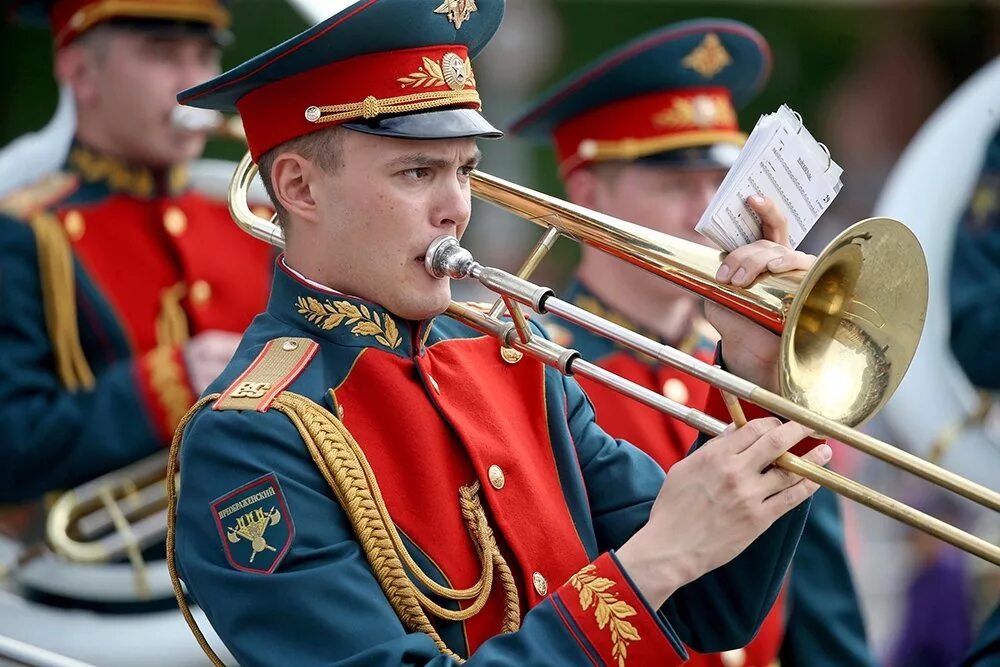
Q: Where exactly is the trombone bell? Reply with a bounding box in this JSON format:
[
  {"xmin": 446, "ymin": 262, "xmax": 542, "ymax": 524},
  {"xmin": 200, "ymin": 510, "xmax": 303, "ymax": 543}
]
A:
[
  {"xmin": 468, "ymin": 171, "xmax": 928, "ymax": 427},
  {"xmin": 226, "ymin": 152, "xmax": 927, "ymax": 427},
  {"xmin": 780, "ymin": 217, "xmax": 926, "ymax": 426}
]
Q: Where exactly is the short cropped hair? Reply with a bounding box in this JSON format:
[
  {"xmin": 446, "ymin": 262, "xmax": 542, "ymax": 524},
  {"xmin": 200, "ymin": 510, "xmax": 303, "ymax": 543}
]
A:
[{"xmin": 256, "ymin": 126, "xmax": 345, "ymax": 228}]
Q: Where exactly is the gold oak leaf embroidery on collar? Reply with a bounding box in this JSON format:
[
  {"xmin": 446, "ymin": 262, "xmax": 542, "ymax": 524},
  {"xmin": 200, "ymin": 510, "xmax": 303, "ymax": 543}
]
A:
[
  {"xmin": 296, "ymin": 297, "xmax": 402, "ymax": 349},
  {"xmin": 569, "ymin": 564, "xmax": 641, "ymax": 667}
]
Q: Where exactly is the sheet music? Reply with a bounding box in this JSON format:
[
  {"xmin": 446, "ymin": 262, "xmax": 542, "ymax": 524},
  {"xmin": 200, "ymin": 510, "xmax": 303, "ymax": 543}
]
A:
[{"xmin": 696, "ymin": 105, "xmax": 844, "ymax": 251}]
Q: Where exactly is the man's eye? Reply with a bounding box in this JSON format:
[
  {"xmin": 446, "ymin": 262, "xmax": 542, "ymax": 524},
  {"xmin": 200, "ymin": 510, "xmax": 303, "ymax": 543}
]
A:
[
  {"xmin": 458, "ymin": 166, "xmax": 475, "ymax": 177},
  {"xmin": 404, "ymin": 168, "xmax": 430, "ymax": 179}
]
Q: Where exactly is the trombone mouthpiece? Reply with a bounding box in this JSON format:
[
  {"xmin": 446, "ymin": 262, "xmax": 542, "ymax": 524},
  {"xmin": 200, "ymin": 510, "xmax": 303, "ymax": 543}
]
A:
[{"xmin": 425, "ymin": 236, "xmax": 477, "ymax": 280}]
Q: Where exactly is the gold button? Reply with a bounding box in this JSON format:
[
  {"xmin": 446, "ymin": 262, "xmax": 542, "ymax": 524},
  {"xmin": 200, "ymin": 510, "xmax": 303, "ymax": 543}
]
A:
[
  {"xmin": 163, "ymin": 206, "xmax": 187, "ymax": 237},
  {"xmin": 488, "ymin": 464, "xmax": 505, "ymax": 490},
  {"xmin": 532, "ymin": 572, "xmax": 548, "ymax": 596},
  {"xmin": 282, "ymin": 340, "xmax": 299, "ymax": 351},
  {"xmin": 63, "ymin": 210, "xmax": 85, "ymax": 241},
  {"xmin": 190, "ymin": 280, "xmax": 212, "ymax": 306},
  {"xmin": 427, "ymin": 374, "xmax": 440, "ymax": 394},
  {"xmin": 500, "ymin": 346, "xmax": 523, "ymax": 364},
  {"xmin": 662, "ymin": 378, "xmax": 689, "ymax": 405}
]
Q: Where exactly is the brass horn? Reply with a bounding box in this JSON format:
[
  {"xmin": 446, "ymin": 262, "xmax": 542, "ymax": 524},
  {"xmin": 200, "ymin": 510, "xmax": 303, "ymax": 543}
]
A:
[
  {"xmin": 171, "ymin": 106, "xmax": 245, "ymax": 142},
  {"xmin": 48, "ymin": 151, "xmax": 997, "ymax": 568},
  {"xmin": 45, "ymin": 451, "xmax": 171, "ymax": 565},
  {"xmin": 425, "ymin": 236, "xmax": 1000, "ymax": 566},
  {"xmin": 35, "ymin": 119, "xmax": 246, "ymax": 567},
  {"xmin": 222, "ymin": 150, "xmax": 1000, "ymax": 565},
  {"xmin": 234, "ymin": 153, "xmax": 925, "ymax": 427}
]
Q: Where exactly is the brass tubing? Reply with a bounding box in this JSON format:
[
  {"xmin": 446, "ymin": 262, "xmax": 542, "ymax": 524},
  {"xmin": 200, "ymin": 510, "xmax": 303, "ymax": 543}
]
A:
[
  {"xmin": 470, "ymin": 170, "xmax": 792, "ymax": 332},
  {"xmin": 447, "ymin": 302, "xmax": 1000, "ymax": 567},
  {"xmin": 489, "ymin": 226, "xmax": 562, "ymax": 319},
  {"xmin": 541, "ymin": 297, "xmax": 1000, "ymax": 513},
  {"xmin": 469, "ymin": 170, "xmax": 929, "ymax": 429}
]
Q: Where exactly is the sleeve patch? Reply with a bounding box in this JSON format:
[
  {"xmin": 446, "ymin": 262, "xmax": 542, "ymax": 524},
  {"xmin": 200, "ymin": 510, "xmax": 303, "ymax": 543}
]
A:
[{"xmin": 211, "ymin": 473, "xmax": 295, "ymax": 575}]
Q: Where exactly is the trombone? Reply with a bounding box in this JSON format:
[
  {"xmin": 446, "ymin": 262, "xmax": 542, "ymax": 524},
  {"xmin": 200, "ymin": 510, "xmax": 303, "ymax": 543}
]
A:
[
  {"xmin": 229, "ymin": 153, "xmax": 1000, "ymax": 566},
  {"xmin": 41, "ymin": 152, "xmax": 999, "ymax": 568}
]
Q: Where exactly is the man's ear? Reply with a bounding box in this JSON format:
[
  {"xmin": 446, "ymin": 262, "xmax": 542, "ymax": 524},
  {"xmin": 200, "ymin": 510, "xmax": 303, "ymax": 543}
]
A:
[
  {"xmin": 563, "ymin": 167, "xmax": 603, "ymax": 210},
  {"xmin": 54, "ymin": 45, "xmax": 100, "ymax": 107},
  {"xmin": 270, "ymin": 153, "xmax": 321, "ymax": 224}
]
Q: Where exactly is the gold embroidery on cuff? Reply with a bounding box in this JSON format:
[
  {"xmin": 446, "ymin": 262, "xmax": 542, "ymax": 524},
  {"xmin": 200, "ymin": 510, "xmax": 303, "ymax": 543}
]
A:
[{"xmin": 568, "ymin": 564, "xmax": 641, "ymax": 667}]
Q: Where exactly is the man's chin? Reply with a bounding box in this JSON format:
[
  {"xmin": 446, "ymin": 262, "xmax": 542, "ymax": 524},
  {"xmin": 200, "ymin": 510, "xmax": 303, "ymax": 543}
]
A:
[{"xmin": 405, "ymin": 292, "xmax": 452, "ymax": 321}]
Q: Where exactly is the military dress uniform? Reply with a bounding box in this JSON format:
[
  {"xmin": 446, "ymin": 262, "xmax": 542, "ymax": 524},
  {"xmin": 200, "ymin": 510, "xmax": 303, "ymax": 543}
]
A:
[
  {"xmin": 0, "ymin": 144, "xmax": 273, "ymax": 501},
  {"xmin": 169, "ymin": 2, "xmax": 814, "ymax": 665},
  {"xmin": 0, "ymin": 0, "xmax": 272, "ymax": 503},
  {"xmin": 554, "ymin": 284, "xmax": 873, "ymax": 667},
  {"xmin": 509, "ymin": 21, "xmax": 874, "ymax": 667},
  {"xmin": 950, "ymin": 126, "xmax": 1000, "ymax": 390}
]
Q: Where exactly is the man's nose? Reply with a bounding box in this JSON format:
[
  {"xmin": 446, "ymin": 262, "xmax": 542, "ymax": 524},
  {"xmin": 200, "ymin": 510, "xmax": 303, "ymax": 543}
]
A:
[{"xmin": 433, "ymin": 177, "xmax": 472, "ymax": 228}]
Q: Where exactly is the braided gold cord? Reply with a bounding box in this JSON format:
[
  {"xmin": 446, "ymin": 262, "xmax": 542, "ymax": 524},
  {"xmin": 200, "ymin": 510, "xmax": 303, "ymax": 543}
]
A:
[
  {"xmin": 311, "ymin": 90, "xmax": 482, "ymax": 124},
  {"xmin": 166, "ymin": 395, "xmax": 228, "ymax": 667},
  {"xmin": 274, "ymin": 392, "xmax": 516, "ymax": 621},
  {"xmin": 273, "ymin": 393, "xmax": 463, "ymax": 659},
  {"xmin": 459, "ymin": 483, "xmax": 522, "ymax": 634},
  {"xmin": 155, "ymin": 282, "xmax": 191, "ymax": 348},
  {"xmin": 29, "ymin": 213, "xmax": 95, "ymax": 391},
  {"xmin": 166, "ymin": 390, "xmax": 521, "ymax": 665},
  {"xmin": 277, "ymin": 393, "xmax": 496, "ymax": 604}
]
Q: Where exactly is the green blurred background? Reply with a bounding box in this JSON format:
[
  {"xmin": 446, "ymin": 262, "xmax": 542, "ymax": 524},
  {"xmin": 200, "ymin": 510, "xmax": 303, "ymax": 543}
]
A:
[
  {"xmin": 1, "ymin": 0, "xmax": 999, "ymax": 658},
  {"xmin": 2, "ymin": 1, "xmax": 997, "ymax": 169}
]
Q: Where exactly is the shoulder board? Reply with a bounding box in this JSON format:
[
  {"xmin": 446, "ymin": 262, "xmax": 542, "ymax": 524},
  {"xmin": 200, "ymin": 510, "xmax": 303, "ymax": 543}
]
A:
[
  {"xmin": 214, "ymin": 337, "xmax": 318, "ymax": 412},
  {"xmin": 0, "ymin": 172, "xmax": 79, "ymax": 220}
]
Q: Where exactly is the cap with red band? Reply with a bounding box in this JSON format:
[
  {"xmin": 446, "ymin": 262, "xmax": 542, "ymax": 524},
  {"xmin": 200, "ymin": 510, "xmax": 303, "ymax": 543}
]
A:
[
  {"xmin": 13, "ymin": 0, "xmax": 230, "ymax": 47},
  {"xmin": 509, "ymin": 19, "xmax": 771, "ymax": 176},
  {"xmin": 178, "ymin": 0, "xmax": 505, "ymax": 161}
]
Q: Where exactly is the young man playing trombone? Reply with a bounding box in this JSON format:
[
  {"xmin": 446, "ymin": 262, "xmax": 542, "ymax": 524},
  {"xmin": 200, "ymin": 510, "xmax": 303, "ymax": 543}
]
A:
[
  {"xmin": 169, "ymin": 2, "xmax": 834, "ymax": 664},
  {"xmin": 0, "ymin": 0, "xmax": 273, "ymax": 502},
  {"xmin": 509, "ymin": 20, "xmax": 874, "ymax": 667}
]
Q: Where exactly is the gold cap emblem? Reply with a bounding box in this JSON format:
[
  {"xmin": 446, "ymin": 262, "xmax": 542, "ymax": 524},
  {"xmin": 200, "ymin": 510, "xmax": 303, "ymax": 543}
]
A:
[
  {"xmin": 435, "ymin": 0, "xmax": 478, "ymax": 30},
  {"xmin": 442, "ymin": 52, "xmax": 470, "ymax": 90},
  {"xmin": 682, "ymin": 33, "xmax": 733, "ymax": 79}
]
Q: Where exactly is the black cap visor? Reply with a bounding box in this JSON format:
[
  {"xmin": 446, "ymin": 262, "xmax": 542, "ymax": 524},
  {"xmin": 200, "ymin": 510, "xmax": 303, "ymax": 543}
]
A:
[
  {"xmin": 635, "ymin": 142, "xmax": 742, "ymax": 171},
  {"xmin": 343, "ymin": 108, "xmax": 503, "ymax": 140},
  {"xmin": 104, "ymin": 18, "xmax": 232, "ymax": 47}
]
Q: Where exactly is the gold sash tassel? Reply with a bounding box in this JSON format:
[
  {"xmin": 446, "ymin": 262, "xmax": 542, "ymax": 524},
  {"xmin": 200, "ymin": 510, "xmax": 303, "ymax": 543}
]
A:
[{"xmin": 29, "ymin": 213, "xmax": 95, "ymax": 391}]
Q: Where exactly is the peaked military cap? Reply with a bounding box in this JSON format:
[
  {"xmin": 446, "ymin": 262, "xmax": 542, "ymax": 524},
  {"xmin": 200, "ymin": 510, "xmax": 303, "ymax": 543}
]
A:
[
  {"xmin": 178, "ymin": 0, "xmax": 505, "ymax": 161},
  {"xmin": 509, "ymin": 19, "xmax": 771, "ymax": 175},
  {"xmin": 10, "ymin": 0, "xmax": 230, "ymax": 47}
]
